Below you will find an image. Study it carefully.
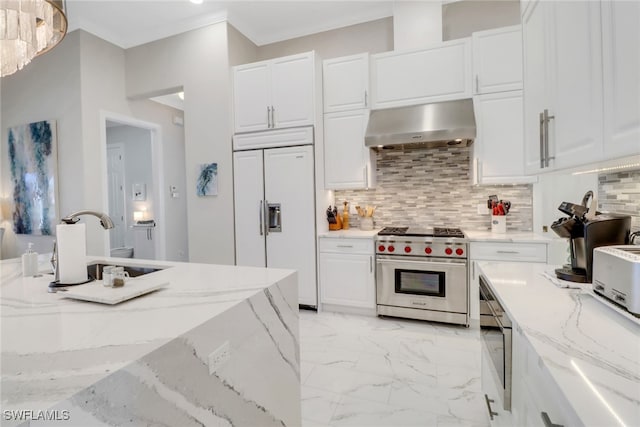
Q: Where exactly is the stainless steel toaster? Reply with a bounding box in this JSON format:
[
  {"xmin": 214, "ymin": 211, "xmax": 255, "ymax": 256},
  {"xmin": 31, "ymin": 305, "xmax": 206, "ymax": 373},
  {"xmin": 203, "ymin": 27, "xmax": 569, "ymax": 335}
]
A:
[{"xmin": 593, "ymin": 245, "xmax": 640, "ymax": 316}]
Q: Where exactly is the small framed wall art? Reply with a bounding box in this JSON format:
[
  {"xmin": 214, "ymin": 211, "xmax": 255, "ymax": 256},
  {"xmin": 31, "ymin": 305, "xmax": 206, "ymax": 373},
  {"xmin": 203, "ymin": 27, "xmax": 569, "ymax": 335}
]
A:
[
  {"xmin": 196, "ymin": 163, "xmax": 218, "ymax": 196},
  {"xmin": 132, "ymin": 183, "xmax": 147, "ymax": 201}
]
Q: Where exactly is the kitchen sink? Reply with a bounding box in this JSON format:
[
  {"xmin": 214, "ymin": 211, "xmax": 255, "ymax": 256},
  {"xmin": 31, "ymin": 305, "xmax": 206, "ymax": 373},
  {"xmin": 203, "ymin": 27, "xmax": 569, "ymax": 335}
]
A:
[{"xmin": 86, "ymin": 262, "xmax": 166, "ymax": 280}]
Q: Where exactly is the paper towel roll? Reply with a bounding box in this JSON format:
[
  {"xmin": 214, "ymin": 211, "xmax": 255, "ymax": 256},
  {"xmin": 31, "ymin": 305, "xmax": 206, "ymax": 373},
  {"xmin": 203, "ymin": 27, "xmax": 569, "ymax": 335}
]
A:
[{"xmin": 56, "ymin": 223, "xmax": 88, "ymax": 284}]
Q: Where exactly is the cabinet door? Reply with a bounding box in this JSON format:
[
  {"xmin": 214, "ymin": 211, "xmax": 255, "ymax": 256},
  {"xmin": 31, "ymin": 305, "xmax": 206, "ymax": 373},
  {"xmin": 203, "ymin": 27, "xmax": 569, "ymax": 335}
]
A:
[
  {"xmin": 264, "ymin": 145, "xmax": 317, "ymax": 306},
  {"xmin": 233, "ymin": 150, "xmax": 266, "ymax": 268},
  {"xmin": 324, "ymin": 110, "xmax": 373, "ymax": 189},
  {"xmin": 522, "ymin": 0, "xmax": 551, "ymax": 174},
  {"xmin": 549, "ymin": 1, "xmax": 603, "ymax": 169},
  {"xmin": 133, "ymin": 228, "xmax": 155, "ymax": 260},
  {"xmin": 271, "ymin": 52, "xmax": 315, "ymax": 129},
  {"xmin": 320, "ymin": 252, "xmax": 375, "ymax": 309},
  {"xmin": 233, "ymin": 62, "xmax": 271, "ymax": 133},
  {"xmin": 323, "ymin": 53, "xmax": 369, "ymax": 113},
  {"xmin": 371, "ymin": 39, "xmax": 472, "ymax": 109},
  {"xmin": 473, "ymin": 91, "xmax": 536, "ymax": 184},
  {"xmin": 472, "ymin": 25, "xmax": 523, "ymax": 94},
  {"xmin": 602, "ymin": 1, "xmax": 640, "ymax": 159}
]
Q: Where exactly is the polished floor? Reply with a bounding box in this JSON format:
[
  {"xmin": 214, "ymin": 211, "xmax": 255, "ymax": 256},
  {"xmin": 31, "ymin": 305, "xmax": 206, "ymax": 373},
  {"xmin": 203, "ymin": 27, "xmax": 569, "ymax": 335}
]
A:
[{"xmin": 299, "ymin": 310, "xmax": 490, "ymax": 427}]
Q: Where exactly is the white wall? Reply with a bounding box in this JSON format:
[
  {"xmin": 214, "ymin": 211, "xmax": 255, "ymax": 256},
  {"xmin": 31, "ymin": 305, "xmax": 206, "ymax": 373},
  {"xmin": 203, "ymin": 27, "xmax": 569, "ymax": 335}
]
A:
[
  {"xmin": 125, "ymin": 23, "xmax": 235, "ymax": 265},
  {"xmin": 394, "ymin": 1, "xmax": 442, "ymax": 49},
  {"xmin": 442, "ymin": 0, "xmax": 521, "ymax": 40}
]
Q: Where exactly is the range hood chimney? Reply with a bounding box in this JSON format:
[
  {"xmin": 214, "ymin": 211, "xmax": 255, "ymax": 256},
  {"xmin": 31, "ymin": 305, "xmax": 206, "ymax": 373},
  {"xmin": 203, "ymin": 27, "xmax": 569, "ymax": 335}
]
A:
[{"xmin": 365, "ymin": 99, "xmax": 476, "ymax": 149}]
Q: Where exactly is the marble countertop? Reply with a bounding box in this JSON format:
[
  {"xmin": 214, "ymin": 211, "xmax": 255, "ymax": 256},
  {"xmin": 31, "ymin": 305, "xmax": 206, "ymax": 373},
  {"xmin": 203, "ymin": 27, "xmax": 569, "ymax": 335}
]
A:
[
  {"xmin": 318, "ymin": 228, "xmax": 382, "ymax": 239},
  {"xmin": 0, "ymin": 255, "xmax": 296, "ymax": 417},
  {"xmin": 477, "ymin": 261, "xmax": 640, "ymax": 427}
]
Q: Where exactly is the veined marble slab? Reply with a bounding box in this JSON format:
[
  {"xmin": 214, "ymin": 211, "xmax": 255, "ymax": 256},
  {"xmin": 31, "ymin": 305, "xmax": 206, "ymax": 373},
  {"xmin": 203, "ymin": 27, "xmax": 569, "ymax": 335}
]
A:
[
  {"xmin": 1, "ymin": 256, "xmax": 300, "ymax": 426},
  {"xmin": 478, "ymin": 261, "xmax": 640, "ymax": 427}
]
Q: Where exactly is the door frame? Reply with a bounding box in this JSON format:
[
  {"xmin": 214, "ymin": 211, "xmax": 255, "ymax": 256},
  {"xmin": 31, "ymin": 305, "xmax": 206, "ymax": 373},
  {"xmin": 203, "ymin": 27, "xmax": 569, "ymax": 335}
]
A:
[
  {"xmin": 99, "ymin": 111, "xmax": 166, "ymax": 260},
  {"xmin": 106, "ymin": 142, "xmax": 127, "ymax": 249}
]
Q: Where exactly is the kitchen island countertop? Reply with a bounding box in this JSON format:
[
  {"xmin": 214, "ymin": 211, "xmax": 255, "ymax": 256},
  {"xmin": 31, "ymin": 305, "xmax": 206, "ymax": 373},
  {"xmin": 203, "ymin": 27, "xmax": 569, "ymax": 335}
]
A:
[
  {"xmin": 478, "ymin": 261, "xmax": 639, "ymax": 427},
  {"xmin": 1, "ymin": 255, "xmax": 300, "ymax": 426},
  {"xmin": 465, "ymin": 229, "xmax": 558, "ymax": 243}
]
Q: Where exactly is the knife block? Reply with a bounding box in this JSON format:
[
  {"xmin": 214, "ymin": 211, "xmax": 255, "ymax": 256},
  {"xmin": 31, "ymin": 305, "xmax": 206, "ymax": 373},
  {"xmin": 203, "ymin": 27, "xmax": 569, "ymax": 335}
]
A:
[{"xmin": 491, "ymin": 215, "xmax": 506, "ymax": 233}]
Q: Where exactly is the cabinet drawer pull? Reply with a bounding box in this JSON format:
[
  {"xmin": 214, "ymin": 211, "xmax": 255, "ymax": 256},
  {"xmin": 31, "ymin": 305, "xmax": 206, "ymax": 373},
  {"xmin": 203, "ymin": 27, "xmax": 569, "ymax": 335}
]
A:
[
  {"xmin": 336, "ymin": 245, "xmax": 354, "ymax": 248},
  {"xmin": 496, "ymin": 250, "xmax": 520, "ymax": 254},
  {"xmin": 484, "ymin": 394, "xmax": 498, "ymax": 420},
  {"xmin": 541, "ymin": 412, "xmax": 563, "ymax": 427},
  {"xmin": 364, "ymin": 90, "xmax": 368, "ymax": 107},
  {"xmin": 539, "ymin": 111, "xmax": 545, "ymax": 168},
  {"xmin": 370, "ymin": 255, "xmax": 373, "ymax": 273}
]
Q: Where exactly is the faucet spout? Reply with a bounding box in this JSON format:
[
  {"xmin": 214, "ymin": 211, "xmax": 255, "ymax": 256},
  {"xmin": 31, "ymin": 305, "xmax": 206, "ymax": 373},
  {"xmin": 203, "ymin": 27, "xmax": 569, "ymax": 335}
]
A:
[{"xmin": 61, "ymin": 210, "xmax": 114, "ymax": 229}]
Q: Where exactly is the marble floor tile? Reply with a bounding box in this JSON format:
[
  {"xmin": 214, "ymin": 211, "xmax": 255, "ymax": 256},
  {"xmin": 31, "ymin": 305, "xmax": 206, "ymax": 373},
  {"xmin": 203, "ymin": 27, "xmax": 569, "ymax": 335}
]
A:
[{"xmin": 300, "ymin": 311, "xmax": 489, "ymax": 427}]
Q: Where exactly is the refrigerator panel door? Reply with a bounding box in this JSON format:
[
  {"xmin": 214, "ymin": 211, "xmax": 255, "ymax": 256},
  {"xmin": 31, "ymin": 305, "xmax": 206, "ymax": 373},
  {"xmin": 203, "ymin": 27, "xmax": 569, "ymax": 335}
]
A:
[
  {"xmin": 264, "ymin": 145, "xmax": 317, "ymax": 306},
  {"xmin": 233, "ymin": 150, "xmax": 266, "ymax": 267}
]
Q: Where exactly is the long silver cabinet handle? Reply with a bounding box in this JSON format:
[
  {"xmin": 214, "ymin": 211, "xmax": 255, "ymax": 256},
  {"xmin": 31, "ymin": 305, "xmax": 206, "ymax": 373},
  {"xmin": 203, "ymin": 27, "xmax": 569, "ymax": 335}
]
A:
[
  {"xmin": 370, "ymin": 256, "xmax": 373, "ymax": 273},
  {"xmin": 475, "ymin": 75, "xmax": 479, "ymax": 93},
  {"xmin": 539, "ymin": 111, "xmax": 545, "ymax": 169},
  {"xmin": 271, "ymin": 105, "xmax": 275, "ymax": 128},
  {"xmin": 541, "ymin": 412, "xmax": 563, "ymax": 427},
  {"xmin": 543, "ymin": 109, "xmax": 555, "ymax": 167},
  {"xmin": 264, "ymin": 199, "xmax": 269, "ymax": 236},
  {"xmin": 336, "ymin": 245, "xmax": 354, "ymax": 248},
  {"xmin": 259, "ymin": 200, "xmax": 264, "ymax": 236},
  {"xmin": 364, "ymin": 90, "xmax": 368, "ymax": 107},
  {"xmin": 267, "ymin": 106, "xmax": 271, "ymax": 128},
  {"xmin": 496, "ymin": 250, "xmax": 520, "ymax": 254},
  {"xmin": 484, "ymin": 394, "xmax": 498, "ymax": 421}
]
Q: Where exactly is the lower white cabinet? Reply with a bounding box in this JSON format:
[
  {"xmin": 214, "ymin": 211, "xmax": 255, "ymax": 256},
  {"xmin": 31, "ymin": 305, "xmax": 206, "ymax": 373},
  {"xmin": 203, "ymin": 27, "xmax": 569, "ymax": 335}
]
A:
[
  {"xmin": 481, "ymin": 340, "xmax": 514, "ymax": 426},
  {"xmin": 133, "ymin": 225, "xmax": 155, "ymax": 260},
  {"xmin": 319, "ymin": 237, "xmax": 375, "ymax": 311}
]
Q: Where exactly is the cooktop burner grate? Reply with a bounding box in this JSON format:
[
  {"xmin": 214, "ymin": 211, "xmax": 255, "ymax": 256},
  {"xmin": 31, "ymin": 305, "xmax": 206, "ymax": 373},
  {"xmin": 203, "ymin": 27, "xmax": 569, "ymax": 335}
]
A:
[
  {"xmin": 433, "ymin": 227, "xmax": 465, "ymax": 238},
  {"xmin": 377, "ymin": 227, "xmax": 409, "ymax": 236},
  {"xmin": 378, "ymin": 226, "xmax": 465, "ymax": 238}
]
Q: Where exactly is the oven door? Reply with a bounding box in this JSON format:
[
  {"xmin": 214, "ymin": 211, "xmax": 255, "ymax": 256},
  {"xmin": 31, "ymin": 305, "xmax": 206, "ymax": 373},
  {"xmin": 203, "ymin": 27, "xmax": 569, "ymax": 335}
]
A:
[{"xmin": 376, "ymin": 255, "xmax": 468, "ymax": 314}]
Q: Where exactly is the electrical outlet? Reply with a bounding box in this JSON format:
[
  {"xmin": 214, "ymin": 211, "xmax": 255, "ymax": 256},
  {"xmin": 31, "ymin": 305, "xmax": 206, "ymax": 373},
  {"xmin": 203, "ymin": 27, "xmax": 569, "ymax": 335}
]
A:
[{"xmin": 208, "ymin": 341, "xmax": 230, "ymax": 375}]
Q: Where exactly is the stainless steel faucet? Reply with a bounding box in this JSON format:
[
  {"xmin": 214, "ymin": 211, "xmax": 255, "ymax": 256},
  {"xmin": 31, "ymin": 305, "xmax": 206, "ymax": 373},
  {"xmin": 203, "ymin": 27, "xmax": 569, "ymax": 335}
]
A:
[{"xmin": 50, "ymin": 210, "xmax": 114, "ymax": 286}]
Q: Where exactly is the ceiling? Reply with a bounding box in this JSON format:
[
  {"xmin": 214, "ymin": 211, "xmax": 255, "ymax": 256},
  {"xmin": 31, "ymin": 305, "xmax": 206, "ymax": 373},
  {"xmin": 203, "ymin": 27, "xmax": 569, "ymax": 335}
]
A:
[{"xmin": 65, "ymin": 1, "xmax": 396, "ymax": 49}]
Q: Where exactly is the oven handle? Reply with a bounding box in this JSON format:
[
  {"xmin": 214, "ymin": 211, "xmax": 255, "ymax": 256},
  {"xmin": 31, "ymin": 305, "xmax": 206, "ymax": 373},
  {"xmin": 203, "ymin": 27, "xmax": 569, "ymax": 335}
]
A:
[{"xmin": 376, "ymin": 256, "xmax": 467, "ymax": 266}]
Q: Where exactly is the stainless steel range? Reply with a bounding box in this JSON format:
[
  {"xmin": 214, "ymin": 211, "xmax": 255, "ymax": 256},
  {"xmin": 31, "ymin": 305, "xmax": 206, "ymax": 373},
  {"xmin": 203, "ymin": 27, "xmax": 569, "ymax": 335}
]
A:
[{"xmin": 376, "ymin": 226, "xmax": 469, "ymax": 326}]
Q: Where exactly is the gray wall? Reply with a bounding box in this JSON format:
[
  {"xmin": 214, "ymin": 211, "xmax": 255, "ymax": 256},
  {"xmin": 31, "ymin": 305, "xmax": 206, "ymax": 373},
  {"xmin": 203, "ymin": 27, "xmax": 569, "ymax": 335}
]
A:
[
  {"xmin": 125, "ymin": 23, "xmax": 235, "ymax": 265},
  {"xmin": 442, "ymin": 0, "xmax": 521, "ymax": 40},
  {"xmin": 256, "ymin": 17, "xmax": 394, "ymax": 61}
]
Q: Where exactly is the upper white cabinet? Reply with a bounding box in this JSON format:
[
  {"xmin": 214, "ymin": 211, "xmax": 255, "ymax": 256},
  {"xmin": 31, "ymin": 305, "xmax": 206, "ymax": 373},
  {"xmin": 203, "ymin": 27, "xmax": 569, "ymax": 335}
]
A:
[
  {"xmin": 472, "ymin": 25, "xmax": 523, "ymax": 94},
  {"xmin": 472, "ymin": 91, "xmax": 536, "ymax": 185},
  {"xmin": 323, "ymin": 53, "xmax": 369, "ymax": 113},
  {"xmin": 370, "ymin": 39, "xmax": 472, "ymax": 109},
  {"xmin": 523, "ymin": 0, "xmax": 638, "ymax": 174},
  {"xmin": 233, "ymin": 52, "xmax": 316, "ymax": 133},
  {"xmin": 324, "ymin": 110, "xmax": 375, "ymax": 189},
  {"xmin": 601, "ymin": 1, "xmax": 640, "ymax": 159}
]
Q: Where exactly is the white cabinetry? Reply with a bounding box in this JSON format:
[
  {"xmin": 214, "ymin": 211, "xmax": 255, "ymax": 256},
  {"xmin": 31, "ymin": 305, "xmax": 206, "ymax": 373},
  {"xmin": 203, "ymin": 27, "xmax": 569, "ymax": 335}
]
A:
[
  {"xmin": 323, "ymin": 110, "xmax": 375, "ymax": 189},
  {"xmin": 370, "ymin": 39, "xmax": 472, "ymax": 109},
  {"xmin": 471, "ymin": 91, "xmax": 535, "ymax": 185},
  {"xmin": 601, "ymin": 1, "xmax": 640, "ymax": 159},
  {"xmin": 322, "ymin": 53, "xmax": 375, "ymax": 190},
  {"xmin": 233, "ymin": 52, "xmax": 315, "ymax": 133},
  {"xmin": 472, "ymin": 25, "xmax": 523, "ymax": 94},
  {"xmin": 481, "ymin": 340, "xmax": 513, "ymax": 426},
  {"xmin": 133, "ymin": 225, "xmax": 155, "ymax": 260},
  {"xmin": 323, "ymin": 53, "xmax": 369, "ymax": 113},
  {"xmin": 319, "ymin": 237, "xmax": 375, "ymax": 313},
  {"xmin": 523, "ymin": 0, "xmax": 604, "ymax": 173}
]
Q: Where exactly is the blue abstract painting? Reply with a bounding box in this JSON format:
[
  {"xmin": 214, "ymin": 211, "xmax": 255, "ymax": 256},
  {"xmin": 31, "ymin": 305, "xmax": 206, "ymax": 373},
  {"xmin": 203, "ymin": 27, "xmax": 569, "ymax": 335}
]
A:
[
  {"xmin": 196, "ymin": 163, "xmax": 218, "ymax": 196},
  {"xmin": 8, "ymin": 120, "xmax": 58, "ymax": 235}
]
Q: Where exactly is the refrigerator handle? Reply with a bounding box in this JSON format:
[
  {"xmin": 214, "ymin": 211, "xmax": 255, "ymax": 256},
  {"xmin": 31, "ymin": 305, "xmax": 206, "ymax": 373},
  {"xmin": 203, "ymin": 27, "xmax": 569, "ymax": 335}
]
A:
[
  {"xmin": 264, "ymin": 199, "xmax": 269, "ymax": 236},
  {"xmin": 259, "ymin": 200, "xmax": 264, "ymax": 236}
]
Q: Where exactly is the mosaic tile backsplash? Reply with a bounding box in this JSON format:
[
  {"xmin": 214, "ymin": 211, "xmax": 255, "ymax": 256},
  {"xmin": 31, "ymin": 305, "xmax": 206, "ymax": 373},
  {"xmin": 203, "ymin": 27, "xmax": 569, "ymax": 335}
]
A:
[
  {"xmin": 598, "ymin": 169, "xmax": 640, "ymax": 233},
  {"xmin": 334, "ymin": 146, "xmax": 534, "ymax": 232}
]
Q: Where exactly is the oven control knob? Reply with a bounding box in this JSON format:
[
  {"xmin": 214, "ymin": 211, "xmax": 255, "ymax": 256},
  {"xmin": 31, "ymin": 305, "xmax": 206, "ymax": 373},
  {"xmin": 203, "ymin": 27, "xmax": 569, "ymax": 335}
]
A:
[
  {"xmin": 404, "ymin": 246, "xmax": 412, "ymax": 253},
  {"xmin": 388, "ymin": 245, "xmax": 395, "ymax": 253},
  {"xmin": 445, "ymin": 247, "xmax": 453, "ymax": 255},
  {"xmin": 456, "ymin": 248, "xmax": 464, "ymax": 256},
  {"xmin": 378, "ymin": 245, "xmax": 385, "ymax": 252},
  {"xmin": 425, "ymin": 247, "xmax": 432, "ymax": 254}
]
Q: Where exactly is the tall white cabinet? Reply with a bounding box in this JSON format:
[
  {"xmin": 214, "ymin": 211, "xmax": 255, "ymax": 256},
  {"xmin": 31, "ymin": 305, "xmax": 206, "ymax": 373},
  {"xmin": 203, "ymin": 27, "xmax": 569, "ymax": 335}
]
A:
[{"xmin": 322, "ymin": 53, "xmax": 375, "ymax": 190}]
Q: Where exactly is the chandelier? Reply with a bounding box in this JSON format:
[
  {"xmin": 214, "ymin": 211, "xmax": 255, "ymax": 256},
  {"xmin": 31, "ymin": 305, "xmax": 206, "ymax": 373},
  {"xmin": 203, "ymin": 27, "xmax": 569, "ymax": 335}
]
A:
[{"xmin": 0, "ymin": 0, "xmax": 67, "ymax": 77}]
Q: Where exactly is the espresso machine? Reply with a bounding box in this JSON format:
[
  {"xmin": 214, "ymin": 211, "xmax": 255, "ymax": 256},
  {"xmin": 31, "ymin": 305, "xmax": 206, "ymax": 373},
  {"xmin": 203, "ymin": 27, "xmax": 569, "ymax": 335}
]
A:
[{"xmin": 551, "ymin": 191, "xmax": 631, "ymax": 283}]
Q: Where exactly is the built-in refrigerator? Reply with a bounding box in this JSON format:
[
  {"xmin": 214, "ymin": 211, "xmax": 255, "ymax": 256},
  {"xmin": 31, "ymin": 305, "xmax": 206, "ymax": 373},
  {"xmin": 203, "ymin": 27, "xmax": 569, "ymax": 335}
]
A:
[{"xmin": 233, "ymin": 128, "xmax": 317, "ymax": 306}]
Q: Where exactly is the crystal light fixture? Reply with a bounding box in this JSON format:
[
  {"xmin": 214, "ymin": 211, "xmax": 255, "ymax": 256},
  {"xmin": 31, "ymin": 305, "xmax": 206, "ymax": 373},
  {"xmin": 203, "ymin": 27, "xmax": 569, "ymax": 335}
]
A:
[{"xmin": 0, "ymin": 0, "xmax": 67, "ymax": 77}]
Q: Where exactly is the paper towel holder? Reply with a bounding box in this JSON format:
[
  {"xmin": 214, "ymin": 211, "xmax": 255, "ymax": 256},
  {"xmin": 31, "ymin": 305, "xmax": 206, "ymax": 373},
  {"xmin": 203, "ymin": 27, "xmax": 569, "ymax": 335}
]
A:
[{"xmin": 49, "ymin": 211, "xmax": 115, "ymax": 288}]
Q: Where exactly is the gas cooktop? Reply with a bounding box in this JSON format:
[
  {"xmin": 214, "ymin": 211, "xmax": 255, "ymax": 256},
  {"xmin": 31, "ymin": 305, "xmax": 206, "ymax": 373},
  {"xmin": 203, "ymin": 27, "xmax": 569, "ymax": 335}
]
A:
[{"xmin": 378, "ymin": 227, "xmax": 465, "ymax": 239}]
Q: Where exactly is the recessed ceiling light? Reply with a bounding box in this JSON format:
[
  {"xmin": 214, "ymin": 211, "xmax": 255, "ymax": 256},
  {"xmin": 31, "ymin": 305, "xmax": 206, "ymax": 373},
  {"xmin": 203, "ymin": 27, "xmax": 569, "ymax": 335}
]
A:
[
  {"xmin": 190, "ymin": 0, "xmax": 203, "ymax": 4},
  {"xmin": 178, "ymin": 92, "xmax": 184, "ymax": 100}
]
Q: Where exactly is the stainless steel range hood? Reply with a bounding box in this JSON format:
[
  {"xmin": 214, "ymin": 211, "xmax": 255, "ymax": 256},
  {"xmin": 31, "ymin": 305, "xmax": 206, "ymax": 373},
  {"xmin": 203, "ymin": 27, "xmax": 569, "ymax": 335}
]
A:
[{"xmin": 365, "ymin": 99, "xmax": 476, "ymax": 149}]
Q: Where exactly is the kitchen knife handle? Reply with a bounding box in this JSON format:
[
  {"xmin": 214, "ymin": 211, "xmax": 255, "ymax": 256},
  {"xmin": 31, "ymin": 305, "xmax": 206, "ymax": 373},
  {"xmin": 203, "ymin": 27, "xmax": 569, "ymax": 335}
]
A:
[
  {"xmin": 259, "ymin": 200, "xmax": 264, "ymax": 236},
  {"xmin": 539, "ymin": 111, "xmax": 545, "ymax": 169}
]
